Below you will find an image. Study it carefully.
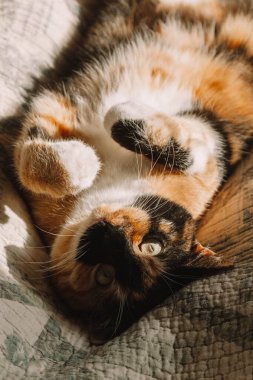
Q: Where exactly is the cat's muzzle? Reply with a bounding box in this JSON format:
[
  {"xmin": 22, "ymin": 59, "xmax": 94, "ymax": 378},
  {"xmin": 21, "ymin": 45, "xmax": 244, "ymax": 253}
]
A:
[{"xmin": 76, "ymin": 221, "xmax": 143, "ymax": 291}]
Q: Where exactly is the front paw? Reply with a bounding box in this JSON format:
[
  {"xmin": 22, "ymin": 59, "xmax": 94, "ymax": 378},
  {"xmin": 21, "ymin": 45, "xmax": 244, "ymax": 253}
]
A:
[
  {"xmin": 104, "ymin": 103, "xmax": 192, "ymax": 172},
  {"xmin": 106, "ymin": 103, "xmax": 216, "ymax": 174},
  {"xmin": 17, "ymin": 140, "xmax": 100, "ymax": 197}
]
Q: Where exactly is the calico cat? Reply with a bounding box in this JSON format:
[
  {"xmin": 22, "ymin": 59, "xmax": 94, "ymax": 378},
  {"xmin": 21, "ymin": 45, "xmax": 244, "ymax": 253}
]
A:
[{"xmin": 14, "ymin": 0, "xmax": 253, "ymax": 341}]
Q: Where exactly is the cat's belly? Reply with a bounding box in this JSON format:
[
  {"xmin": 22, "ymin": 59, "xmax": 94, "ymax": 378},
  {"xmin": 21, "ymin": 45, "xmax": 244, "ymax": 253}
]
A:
[
  {"xmin": 91, "ymin": 131, "xmax": 150, "ymax": 197},
  {"xmin": 72, "ymin": 127, "xmax": 151, "ymax": 219}
]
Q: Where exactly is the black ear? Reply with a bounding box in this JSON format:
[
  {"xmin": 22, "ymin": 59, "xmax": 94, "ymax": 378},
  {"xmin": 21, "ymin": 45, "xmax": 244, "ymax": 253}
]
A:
[{"xmin": 184, "ymin": 241, "xmax": 234, "ymax": 269}]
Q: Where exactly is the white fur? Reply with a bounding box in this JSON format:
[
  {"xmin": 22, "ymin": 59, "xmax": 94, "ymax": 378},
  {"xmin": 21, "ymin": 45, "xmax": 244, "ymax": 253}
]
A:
[
  {"xmin": 103, "ymin": 81, "xmax": 193, "ymax": 121},
  {"xmin": 51, "ymin": 140, "xmax": 101, "ymax": 192},
  {"xmin": 104, "ymin": 102, "xmax": 154, "ymax": 132},
  {"xmin": 71, "ymin": 171, "xmax": 151, "ymax": 223}
]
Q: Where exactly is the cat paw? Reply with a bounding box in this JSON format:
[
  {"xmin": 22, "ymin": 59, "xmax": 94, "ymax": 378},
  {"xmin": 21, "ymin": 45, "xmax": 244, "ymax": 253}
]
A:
[
  {"xmin": 142, "ymin": 115, "xmax": 217, "ymax": 174},
  {"xmin": 168, "ymin": 116, "xmax": 218, "ymax": 175},
  {"xmin": 104, "ymin": 104, "xmax": 192, "ymax": 172},
  {"xmin": 105, "ymin": 103, "xmax": 217, "ymax": 174},
  {"xmin": 17, "ymin": 140, "xmax": 100, "ymax": 197}
]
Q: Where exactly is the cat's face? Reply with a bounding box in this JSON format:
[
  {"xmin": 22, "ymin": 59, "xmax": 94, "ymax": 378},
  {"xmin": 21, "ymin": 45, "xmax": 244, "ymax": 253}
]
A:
[{"xmin": 51, "ymin": 194, "xmax": 229, "ymax": 342}]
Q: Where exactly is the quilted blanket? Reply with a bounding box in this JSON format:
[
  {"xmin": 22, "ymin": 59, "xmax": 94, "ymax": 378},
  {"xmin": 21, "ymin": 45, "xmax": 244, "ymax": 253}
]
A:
[{"xmin": 0, "ymin": 1, "xmax": 252, "ymax": 378}]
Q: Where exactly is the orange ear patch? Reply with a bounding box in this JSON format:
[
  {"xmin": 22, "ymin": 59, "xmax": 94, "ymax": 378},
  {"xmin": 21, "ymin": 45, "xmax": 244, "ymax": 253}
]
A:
[
  {"xmin": 192, "ymin": 241, "xmax": 216, "ymax": 256},
  {"xmin": 188, "ymin": 241, "xmax": 234, "ymax": 269}
]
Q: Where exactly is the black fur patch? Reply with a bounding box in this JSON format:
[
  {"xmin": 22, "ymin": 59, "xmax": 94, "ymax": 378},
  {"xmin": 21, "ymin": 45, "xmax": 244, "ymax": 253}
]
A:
[
  {"xmin": 214, "ymin": 42, "xmax": 248, "ymax": 62},
  {"xmin": 135, "ymin": 195, "xmax": 192, "ymax": 231},
  {"xmin": 135, "ymin": 195, "xmax": 194, "ymax": 260},
  {"xmin": 77, "ymin": 221, "xmax": 144, "ymax": 291},
  {"xmin": 111, "ymin": 119, "xmax": 192, "ymax": 171}
]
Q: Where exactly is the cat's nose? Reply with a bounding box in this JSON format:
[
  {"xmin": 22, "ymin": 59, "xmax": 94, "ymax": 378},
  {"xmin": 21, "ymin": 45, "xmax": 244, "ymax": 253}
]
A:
[{"xmin": 76, "ymin": 221, "xmax": 132, "ymax": 266}]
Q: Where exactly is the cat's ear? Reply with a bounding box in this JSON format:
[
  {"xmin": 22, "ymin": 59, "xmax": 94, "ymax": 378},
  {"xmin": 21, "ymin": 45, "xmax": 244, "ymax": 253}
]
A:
[{"xmin": 185, "ymin": 241, "xmax": 234, "ymax": 269}]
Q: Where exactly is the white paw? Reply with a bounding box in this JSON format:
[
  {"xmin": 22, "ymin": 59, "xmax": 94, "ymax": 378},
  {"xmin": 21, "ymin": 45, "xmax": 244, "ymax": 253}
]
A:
[
  {"xmin": 17, "ymin": 139, "xmax": 100, "ymax": 197},
  {"xmin": 173, "ymin": 116, "xmax": 219, "ymax": 175},
  {"xmin": 104, "ymin": 101, "xmax": 153, "ymax": 132},
  {"xmin": 52, "ymin": 140, "xmax": 101, "ymax": 193}
]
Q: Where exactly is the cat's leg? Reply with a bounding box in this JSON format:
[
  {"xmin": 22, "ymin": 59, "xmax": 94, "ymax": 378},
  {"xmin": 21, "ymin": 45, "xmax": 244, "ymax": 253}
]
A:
[
  {"xmin": 105, "ymin": 102, "xmax": 224, "ymax": 175},
  {"xmin": 15, "ymin": 91, "xmax": 100, "ymax": 198}
]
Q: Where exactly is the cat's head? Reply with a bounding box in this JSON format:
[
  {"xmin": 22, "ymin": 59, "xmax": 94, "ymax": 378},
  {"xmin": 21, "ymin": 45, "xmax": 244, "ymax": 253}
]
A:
[{"xmin": 51, "ymin": 195, "xmax": 231, "ymax": 343}]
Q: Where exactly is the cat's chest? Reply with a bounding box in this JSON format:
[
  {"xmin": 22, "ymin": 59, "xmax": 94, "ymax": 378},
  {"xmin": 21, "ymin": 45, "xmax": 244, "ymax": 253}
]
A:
[
  {"xmin": 76, "ymin": 46, "xmax": 195, "ymax": 181},
  {"xmin": 78, "ymin": 78, "xmax": 193, "ymax": 158},
  {"xmin": 91, "ymin": 128, "xmax": 144, "ymax": 178}
]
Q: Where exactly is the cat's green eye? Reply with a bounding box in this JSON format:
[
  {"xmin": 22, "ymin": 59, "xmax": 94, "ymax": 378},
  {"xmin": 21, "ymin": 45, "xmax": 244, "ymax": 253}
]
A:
[
  {"xmin": 95, "ymin": 265, "xmax": 115, "ymax": 286},
  {"xmin": 140, "ymin": 241, "xmax": 162, "ymax": 256}
]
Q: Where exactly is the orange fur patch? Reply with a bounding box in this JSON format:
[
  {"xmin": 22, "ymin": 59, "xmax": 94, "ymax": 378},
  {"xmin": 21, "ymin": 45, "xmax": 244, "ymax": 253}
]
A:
[
  {"xmin": 40, "ymin": 115, "xmax": 73, "ymax": 138},
  {"xmin": 151, "ymin": 66, "xmax": 173, "ymax": 86},
  {"xmin": 176, "ymin": 51, "xmax": 253, "ymax": 148},
  {"xmin": 29, "ymin": 92, "xmax": 78, "ymax": 139},
  {"xmin": 96, "ymin": 206, "xmax": 150, "ymax": 246},
  {"xmin": 148, "ymin": 158, "xmax": 221, "ymax": 219},
  {"xmin": 194, "ymin": 59, "xmax": 253, "ymax": 125},
  {"xmin": 145, "ymin": 114, "xmax": 178, "ymax": 147},
  {"xmin": 226, "ymin": 133, "xmax": 245, "ymax": 166},
  {"xmin": 18, "ymin": 142, "xmax": 77, "ymax": 199},
  {"xmin": 149, "ymin": 52, "xmax": 173, "ymax": 86}
]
